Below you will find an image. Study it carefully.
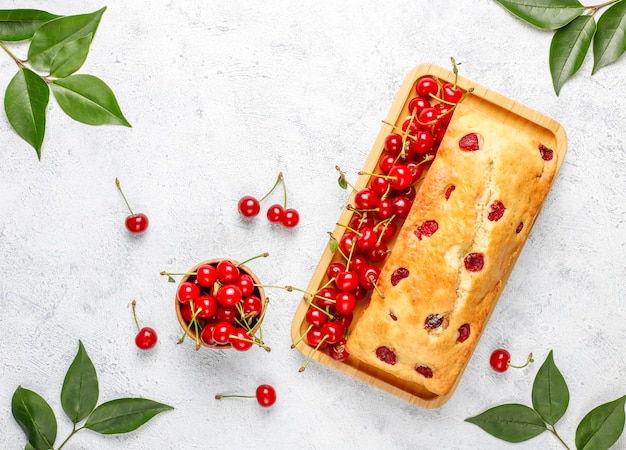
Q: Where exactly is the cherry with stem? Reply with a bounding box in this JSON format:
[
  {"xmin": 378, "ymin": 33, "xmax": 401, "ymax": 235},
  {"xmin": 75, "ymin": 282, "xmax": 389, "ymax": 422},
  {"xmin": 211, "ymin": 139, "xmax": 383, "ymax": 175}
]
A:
[
  {"xmin": 131, "ymin": 300, "xmax": 157, "ymax": 350},
  {"xmin": 116, "ymin": 178, "xmax": 149, "ymax": 234}
]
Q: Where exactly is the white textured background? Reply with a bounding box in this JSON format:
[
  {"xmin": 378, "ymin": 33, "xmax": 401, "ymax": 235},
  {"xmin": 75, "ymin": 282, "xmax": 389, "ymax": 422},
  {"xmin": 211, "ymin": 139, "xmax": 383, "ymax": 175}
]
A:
[{"xmin": 1, "ymin": 1, "xmax": 625, "ymax": 449}]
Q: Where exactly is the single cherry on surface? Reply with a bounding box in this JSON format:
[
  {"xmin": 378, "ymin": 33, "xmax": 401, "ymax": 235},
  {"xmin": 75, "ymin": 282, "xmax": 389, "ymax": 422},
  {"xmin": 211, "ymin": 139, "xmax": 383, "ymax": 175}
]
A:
[
  {"xmin": 215, "ymin": 384, "xmax": 277, "ymax": 408},
  {"xmin": 131, "ymin": 300, "xmax": 157, "ymax": 350},
  {"xmin": 116, "ymin": 178, "xmax": 149, "ymax": 234},
  {"xmin": 490, "ymin": 348, "xmax": 534, "ymax": 372}
]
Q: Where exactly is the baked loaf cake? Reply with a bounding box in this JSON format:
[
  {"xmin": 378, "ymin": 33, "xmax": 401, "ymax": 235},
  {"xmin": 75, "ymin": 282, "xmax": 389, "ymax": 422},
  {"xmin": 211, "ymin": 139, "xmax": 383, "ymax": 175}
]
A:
[{"xmin": 345, "ymin": 101, "xmax": 558, "ymax": 397}]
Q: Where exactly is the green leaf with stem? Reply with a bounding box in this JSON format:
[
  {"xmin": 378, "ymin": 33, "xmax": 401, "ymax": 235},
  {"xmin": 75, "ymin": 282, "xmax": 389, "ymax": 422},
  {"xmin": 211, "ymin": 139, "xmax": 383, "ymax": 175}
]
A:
[
  {"xmin": 0, "ymin": 9, "xmax": 61, "ymax": 41},
  {"xmin": 51, "ymin": 74, "xmax": 131, "ymax": 127},
  {"xmin": 11, "ymin": 386, "xmax": 57, "ymax": 449},
  {"xmin": 84, "ymin": 398, "xmax": 174, "ymax": 434},
  {"xmin": 4, "ymin": 67, "xmax": 49, "ymax": 158},
  {"xmin": 550, "ymin": 14, "xmax": 597, "ymax": 95},
  {"xmin": 575, "ymin": 395, "xmax": 626, "ymax": 450},
  {"xmin": 532, "ymin": 350, "xmax": 570, "ymax": 426},
  {"xmin": 61, "ymin": 340, "xmax": 99, "ymax": 424},
  {"xmin": 493, "ymin": 0, "xmax": 585, "ymax": 30},
  {"xmin": 28, "ymin": 7, "xmax": 105, "ymax": 71},
  {"xmin": 49, "ymin": 34, "xmax": 92, "ymax": 78},
  {"xmin": 465, "ymin": 403, "xmax": 548, "ymax": 443},
  {"xmin": 592, "ymin": 0, "xmax": 626, "ymax": 73}
]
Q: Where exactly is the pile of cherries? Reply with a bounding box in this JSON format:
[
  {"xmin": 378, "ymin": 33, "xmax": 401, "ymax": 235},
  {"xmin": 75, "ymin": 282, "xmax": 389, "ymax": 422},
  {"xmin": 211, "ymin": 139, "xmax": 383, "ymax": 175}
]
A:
[
  {"xmin": 296, "ymin": 71, "xmax": 468, "ymax": 367},
  {"xmin": 172, "ymin": 258, "xmax": 269, "ymax": 352}
]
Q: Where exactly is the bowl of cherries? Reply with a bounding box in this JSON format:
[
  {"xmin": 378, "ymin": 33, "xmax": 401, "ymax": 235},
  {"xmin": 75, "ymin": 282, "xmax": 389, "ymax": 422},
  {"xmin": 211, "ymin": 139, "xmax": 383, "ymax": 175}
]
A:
[{"xmin": 172, "ymin": 258, "xmax": 269, "ymax": 351}]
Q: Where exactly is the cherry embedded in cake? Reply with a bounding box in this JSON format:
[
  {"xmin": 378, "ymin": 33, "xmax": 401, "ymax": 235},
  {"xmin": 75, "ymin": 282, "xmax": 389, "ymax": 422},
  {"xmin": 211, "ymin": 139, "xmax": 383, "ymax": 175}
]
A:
[
  {"xmin": 415, "ymin": 220, "xmax": 439, "ymax": 240},
  {"xmin": 376, "ymin": 346, "xmax": 397, "ymax": 365},
  {"xmin": 456, "ymin": 324, "xmax": 470, "ymax": 343},
  {"xmin": 539, "ymin": 144, "xmax": 554, "ymax": 161},
  {"xmin": 415, "ymin": 365, "xmax": 434, "ymax": 378},
  {"xmin": 464, "ymin": 252, "xmax": 485, "ymax": 272},
  {"xmin": 487, "ymin": 201, "xmax": 506, "ymax": 222},
  {"xmin": 390, "ymin": 267, "xmax": 409, "ymax": 286},
  {"xmin": 458, "ymin": 132, "xmax": 482, "ymax": 151}
]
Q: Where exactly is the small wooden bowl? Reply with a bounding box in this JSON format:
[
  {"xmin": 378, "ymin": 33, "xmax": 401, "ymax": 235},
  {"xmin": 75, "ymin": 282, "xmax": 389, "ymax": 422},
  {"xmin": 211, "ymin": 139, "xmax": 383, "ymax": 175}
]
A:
[{"xmin": 175, "ymin": 258, "xmax": 267, "ymax": 349}]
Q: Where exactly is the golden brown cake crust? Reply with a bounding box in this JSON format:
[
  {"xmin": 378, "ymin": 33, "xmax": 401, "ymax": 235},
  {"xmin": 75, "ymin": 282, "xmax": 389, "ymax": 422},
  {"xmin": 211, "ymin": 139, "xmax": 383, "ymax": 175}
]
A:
[{"xmin": 345, "ymin": 102, "xmax": 557, "ymax": 397}]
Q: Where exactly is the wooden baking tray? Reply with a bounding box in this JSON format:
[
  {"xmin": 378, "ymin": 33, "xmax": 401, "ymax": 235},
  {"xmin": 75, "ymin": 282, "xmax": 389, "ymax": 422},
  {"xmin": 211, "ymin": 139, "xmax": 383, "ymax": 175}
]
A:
[{"xmin": 290, "ymin": 63, "xmax": 567, "ymax": 408}]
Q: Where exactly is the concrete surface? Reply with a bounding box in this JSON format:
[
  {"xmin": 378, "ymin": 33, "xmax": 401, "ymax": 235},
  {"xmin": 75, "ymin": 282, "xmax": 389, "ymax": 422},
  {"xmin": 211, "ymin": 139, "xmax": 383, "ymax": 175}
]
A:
[{"xmin": 1, "ymin": 0, "xmax": 625, "ymax": 449}]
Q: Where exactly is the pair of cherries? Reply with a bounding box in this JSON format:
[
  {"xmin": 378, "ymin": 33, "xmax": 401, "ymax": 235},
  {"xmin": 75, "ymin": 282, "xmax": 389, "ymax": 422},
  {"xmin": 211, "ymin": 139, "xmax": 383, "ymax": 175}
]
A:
[{"xmin": 238, "ymin": 172, "xmax": 299, "ymax": 228}]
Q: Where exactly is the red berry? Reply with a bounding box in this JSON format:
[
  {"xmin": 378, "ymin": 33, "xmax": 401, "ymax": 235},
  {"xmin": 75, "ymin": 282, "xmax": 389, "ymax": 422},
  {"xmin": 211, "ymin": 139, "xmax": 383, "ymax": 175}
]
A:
[
  {"xmin": 390, "ymin": 267, "xmax": 409, "ymax": 286},
  {"xmin": 459, "ymin": 133, "xmax": 481, "ymax": 151},
  {"xmin": 177, "ymin": 282, "xmax": 200, "ymax": 304},
  {"xmin": 408, "ymin": 96, "xmax": 431, "ymax": 115},
  {"xmin": 320, "ymin": 322, "xmax": 343, "ymax": 345},
  {"xmin": 305, "ymin": 307, "xmax": 329, "ymax": 328},
  {"xmin": 255, "ymin": 384, "xmax": 277, "ymax": 407},
  {"xmin": 242, "ymin": 295, "xmax": 263, "ymax": 318},
  {"xmin": 416, "ymin": 76, "xmax": 439, "ymax": 98},
  {"xmin": 539, "ymin": 144, "xmax": 554, "ymax": 161},
  {"xmin": 387, "ymin": 165, "xmax": 413, "ymax": 190},
  {"xmin": 464, "ymin": 252, "xmax": 485, "ymax": 272},
  {"xmin": 229, "ymin": 328, "xmax": 253, "ymax": 351},
  {"xmin": 379, "ymin": 154, "xmax": 397, "ymax": 174},
  {"xmin": 217, "ymin": 306, "xmax": 239, "ymax": 323},
  {"xmin": 391, "ymin": 196, "xmax": 412, "ymax": 219},
  {"xmin": 358, "ymin": 265, "xmax": 380, "ymax": 291},
  {"xmin": 334, "ymin": 291, "xmax": 356, "ymax": 315},
  {"xmin": 314, "ymin": 287, "xmax": 337, "ymax": 308},
  {"xmin": 200, "ymin": 323, "xmax": 217, "ymax": 346},
  {"xmin": 457, "ymin": 323, "xmax": 470, "ymax": 343},
  {"xmin": 326, "ymin": 262, "xmax": 345, "ymax": 280},
  {"xmin": 237, "ymin": 273, "xmax": 255, "ymax": 297},
  {"xmin": 488, "ymin": 201, "xmax": 506, "ymax": 222},
  {"xmin": 281, "ymin": 208, "xmax": 300, "ymax": 228},
  {"xmin": 196, "ymin": 264, "xmax": 218, "ymax": 288},
  {"xmin": 356, "ymin": 226, "xmax": 378, "ymax": 250},
  {"xmin": 334, "ymin": 270, "xmax": 359, "ymax": 292},
  {"xmin": 328, "ymin": 338, "xmax": 349, "ymax": 362},
  {"xmin": 415, "ymin": 365, "xmax": 434, "ymax": 378},
  {"xmin": 354, "ymin": 188, "xmax": 379, "ymax": 210},
  {"xmin": 442, "ymin": 82, "xmax": 463, "ymax": 103},
  {"xmin": 266, "ymin": 204, "xmax": 284, "ymax": 223},
  {"xmin": 490, "ymin": 348, "xmax": 511, "ymax": 372},
  {"xmin": 217, "ymin": 284, "xmax": 243, "ymax": 307},
  {"xmin": 195, "ymin": 295, "xmax": 218, "ymax": 318},
  {"xmin": 212, "ymin": 322, "xmax": 235, "ymax": 345},
  {"xmin": 384, "ymin": 133, "xmax": 403, "ymax": 155},
  {"xmin": 370, "ymin": 176, "xmax": 390, "ymax": 197},
  {"xmin": 135, "ymin": 327, "xmax": 157, "ymax": 350},
  {"xmin": 415, "ymin": 220, "xmax": 439, "ymax": 240},
  {"xmin": 125, "ymin": 213, "xmax": 149, "ymax": 234},
  {"xmin": 375, "ymin": 346, "xmax": 397, "ymax": 365},
  {"xmin": 216, "ymin": 260, "xmax": 240, "ymax": 283},
  {"xmin": 238, "ymin": 196, "xmax": 261, "ymax": 218}
]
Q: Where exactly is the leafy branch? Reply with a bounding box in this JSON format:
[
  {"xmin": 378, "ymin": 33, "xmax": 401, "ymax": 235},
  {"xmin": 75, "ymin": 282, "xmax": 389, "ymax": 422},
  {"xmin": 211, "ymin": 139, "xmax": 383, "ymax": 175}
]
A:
[
  {"xmin": 12, "ymin": 340, "xmax": 173, "ymax": 449},
  {"xmin": 466, "ymin": 350, "xmax": 626, "ymax": 449},
  {"xmin": 494, "ymin": 0, "xmax": 626, "ymax": 94},
  {"xmin": 0, "ymin": 7, "xmax": 130, "ymax": 159}
]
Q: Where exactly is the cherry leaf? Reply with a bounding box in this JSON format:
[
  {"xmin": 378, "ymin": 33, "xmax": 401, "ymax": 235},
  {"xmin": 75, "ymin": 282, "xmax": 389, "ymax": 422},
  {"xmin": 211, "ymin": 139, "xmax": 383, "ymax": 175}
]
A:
[
  {"xmin": 532, "ymin": 350, "xmax": 569, "ymax": 426},
  {"xmin": 4, "ymin": 68, "xmax": 50, "ymax": 159},
  {"xmin": 28, "ymin": 7, "xmax": 105, "ymax": 71},
  {"xmin": 51, "ymin": 74, "xmax": 131, "ymax": 127},
  {"xmin": 337, "ymin": 174, "xmax": 348, "ymax": 190},
  {"xmin": 465, "ymin": 403, "xmax": 548, "ymax": 443},
  {"xmin": 0, "ymin": 9, "xmax": 61, "ymax": 41},
  {"xmin": 493, "ymin": 0, "xmax": 585, "ymax": 30},
  {"xmin": 61, "ymin": 340, "xmax": 99, "ymax": 424},
  {"xmin": 549, "ymin": 15, "xmax": 596, "ymax": 95},
  {"xmin": 49, "ymin": 34, "xmax": 92, "ymax": 78},
  {"xmin": 592, "ymin": 1, "xmax": 626, "ymax": 74},
  {"xmin": 84, "ymin": 398, "xmax": 174, "ymax": 434},
  {"xmin": 11, "ymin": 386, "xmax": 57, "ymax": 449},
  {"xmin": 329, "ymin": 234, "xmax": 338, "ymax": 253},
  {"xmin": 575, "ymin": 395, "xmax": 626, "ymax": 450}
]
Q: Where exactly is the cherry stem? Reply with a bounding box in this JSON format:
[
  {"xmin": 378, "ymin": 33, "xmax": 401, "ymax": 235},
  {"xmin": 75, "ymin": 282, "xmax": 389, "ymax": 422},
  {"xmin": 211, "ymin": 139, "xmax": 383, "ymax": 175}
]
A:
[
  {"xmin": 450, "ymin": 57, "xmax": 460, "ymax": 89},
  {"xmin": 178, "ymin": 304, "xmax": 202, "ymax": 345},
  {"xmin": 115, "ymin": 178, "xmax": 135, "ymax": 215},
  {"xmin": 215, "ymin": 393, "xmax": 255, "ymax": 400},
  {"xmin": 131, "ymin": 300, "xmax": 141, "ymax": 332},
  {"xmin": 299, "ymin": 334, "xmax": 328, "ymax": 372},
  {"xmin": 258, "ymin": 172, "xmax": 284, "ymax": 203},
  {"xmin": 237, "ymin": 252, "xmax": 269, "ymax": 267},
  {"xmin": 508, "ymin": 352, "xmax": 534, "ymax": 369},
  {"xmin": 229, "ymin": 334, "xmax": 271, "ymax": 352},
  {"xmin": 369, "ymin": 276, "xmax": 385, "ymax": 299},
  {"xmin": 335, "ymin": 165, "xmax": 357, "ymax": 191},
  {"xmin": 291, "ymin": 324, "xmax": 313, "ymax": 349}
]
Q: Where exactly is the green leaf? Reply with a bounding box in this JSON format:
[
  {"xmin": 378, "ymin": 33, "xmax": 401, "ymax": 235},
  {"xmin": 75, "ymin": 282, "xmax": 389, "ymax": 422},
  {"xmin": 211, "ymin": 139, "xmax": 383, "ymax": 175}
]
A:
[
  {"xmin": 4, "ymin": 68, "xmax": 50, "ymax": 158},
  {"xmin": 28, "ymin": 7, "xmax": 105, "ymax": 71},
  {"xmin": 532, "ymin": 350, "xmax": 570, "ymax": 426},
  {"xmin": 465, "ymin": 403, "xmax": 547, "ymax": 443},
  {"xmin": 25, "ymin": 442, "xmax": 36, "ymax": 450},
  {"xmin": 592, "ymin": 1, "xmax": 626, "ymax": 74},
  {"xmin": 329, "ymin": 234, "xmax": 338, "ymax": 253},
  {"xmin": 575, "ymin": 395, "xmax": 626, "ymax": 450},
  {"xmin": 49, "ymin": 34, "xmax": 92, "ymax": 78},
  {"xmin": 11, "ymin": 386, "xmax": 57, "ymax": 449},
  {"xmin": 51, "ymin": 75, "xmax": 131, "ymax": 127},
  {"xmin": 84, "ymin": 398, "xmax": 173, "ymax": 435},
  {"xmin": 494, "ymin": 0, "xmax": 585, "ymax": 30},
  {"xmin": 549, "ymin": 15, "xmax": 596, "ymax": 95},
  {"xmin": 61, "ymin": 340, "xmax": 99, "ymax": 424},
  {"xmin": 0, "ymin": 9, "xmax": 61, "ymax": 41},
  {"xmin": 337, "ymin": 174, "xmax": 348, "ymax": 189}
]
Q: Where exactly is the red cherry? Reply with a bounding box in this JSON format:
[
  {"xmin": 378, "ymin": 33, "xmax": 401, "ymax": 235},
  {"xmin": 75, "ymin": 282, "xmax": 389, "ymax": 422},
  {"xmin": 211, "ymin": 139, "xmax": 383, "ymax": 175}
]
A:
[
  {"xmin": 179, "ymin": 303, "xmax": 193, "ymax": 322},
  {"xmin": 135, "ymin": 327, "xmax": 157, "ymax": 350},
  {"xmin": 359, "ymin": 265, "xmax": 381, "ymax": 290},
  {"xmin": 490, "ymin": 348, "xmax": 511, "ymax": 372},
  {"xmin": 305, "ymin": 307, "xmax": 329, "ymax": 328},
  {"xmin": 306, "ymin": 327, "xmax": 326, "ymax": 347},
  {"xmin": 327, "ymin": 262, "xmax": 345, "ymax": 279},
  {"xmin": 384, "ymin": 132, "xmax": 403, "ymax": 155},
  {"xmin": 217, "ymin": 306, "xmax": 239, "ymax": 323},
  {"xmin": 378, "ymin": 154, "xmax": 397, "ymax": 174},
  {"xmin": 229, "ymin": 328, "xmax": 253, "ymax": 351},
  {"xmin": 131, "ymin": 300, "xmax": 157, "ymax": 350},
  {"xmin": 200, "ymin": 323, "xmax": 217, "ymax": 346},
  {"xmin": 196, "ymin": 264, "xmax": 218, "ymax": 288},
  {"xmin": 391, "ymin": 196, "xmax": 413, "ymax": 219},
  {"xmin": 349, "ymin": 213, "xmax": 375, "ymax": 230},
  {"xmin": 334, "ymin": 270, "xmax": 359, "ymax": 292},
  {"xmin": 338, "ymin": 231, "xmax": 358, "ymax": 256},
  {"xmin": 375, "ymin": 198, "xmax": 393, "ymax": 220},
  {"xmin": 442, "ymin": 82, "xmax": 463, "ymax": 103},
  {"xmin": 370, "ymin": 176, "xmax": 390, "ymax": 197},
  {"xmin": 237, "ymin": 273, "xmax": 256, "ymax": 297},
  {"xmin": 212, "ymin": 322, "xmax": 235, "ymax": 345},
  {"xmin": 281, "ymin": 208, "xmax": 300, "ymax": 228},
  {"xmin": 320, "ymin": 322, "xmax": 343, "ymax": 344},
  {"xmin": 125, "ymin": 213, "xmax": 149, "ymax": 234},
  {"xmin": 116, "ymin": 178, "xmax": 149, "ymax": 234},
  {"xmin": 255, "ymin": 384, "xmax": 277, "ymax": 407},
  {"xmin": 266, "ymin": 204, "xmax": 284, "ymax": 223},
  {"xmin": 408, "ymin": 130, "xmax": 434, "ymax": 154},
  {"xmin": 177, "ymin": 282, "xmax": 200, "ymax": 304},
  {"xmin": 364, "ymin": 241, "xmax": 389, "ymax": 263},
  {"xmin": 387, "ymin": 164, "xmax": 413, "ymax": 190},
  {"xmin": 349, "ymin": 255, "xmax": 368, "ymax": 273},
  {"xmin": 242, "ymin": 295, "xmax": 263, "ymax": 318},
  {"xmin": 195, "ymin": 295, "xmax": 218, "ymax": 318},
  {"xmin": 314, "ymin": 287, "xmax": 337, "ymax": 308},
  {"xmin": 408, "ymin": 96, "xmax": 431, "ymax": 116},
  {"xmin": 418, "ymin": 106, "xmax": 439, "ymax": 130},
  {"xmin": 356, "ymin": 227, "xmax": 378, "ymax": 250},
  {"xmin": 354, "ymin": 188, "xmax": 379, "ymax": 210},
  {"xmin": 416, "ymin": 76, "xmax": 439, "ymax": 98},
  {"xmin": 335, "ymin": 292, "xmax": 356, "ymax": 315},
  {"xmin": 327, "ymin": 338, "xmax": 349, "ymax": 362},
  {"xmin": 238, "ymin": 196, "xmax": 261, "ymax": 218},
  {"xmin": 217, "ymin": 284, "xmax": 243, "ymax": 307},
  {"xmin": 216, "ymin": 260, "xmax": 240, "ymax": 283}
]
